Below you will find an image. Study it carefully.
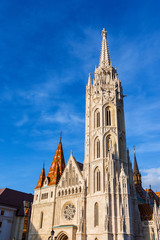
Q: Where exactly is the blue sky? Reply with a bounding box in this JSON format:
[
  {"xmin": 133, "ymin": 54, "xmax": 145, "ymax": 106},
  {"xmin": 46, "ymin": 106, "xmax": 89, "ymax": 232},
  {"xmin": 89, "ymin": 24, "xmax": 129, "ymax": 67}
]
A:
[{"xmin": 0, "ymin": 0, "xmax": 160, "ymax": 193}]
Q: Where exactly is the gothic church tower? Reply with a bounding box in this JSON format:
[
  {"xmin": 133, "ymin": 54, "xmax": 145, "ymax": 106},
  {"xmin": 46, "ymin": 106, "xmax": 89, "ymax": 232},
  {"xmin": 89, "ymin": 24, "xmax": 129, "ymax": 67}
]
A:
[
  {"xmin": 83, "ymin": 28, "xmax": 143, "ymax": 240},
  {"xmin": 28, "ymin": 29, "xmax": 145, "ymax": 240}
]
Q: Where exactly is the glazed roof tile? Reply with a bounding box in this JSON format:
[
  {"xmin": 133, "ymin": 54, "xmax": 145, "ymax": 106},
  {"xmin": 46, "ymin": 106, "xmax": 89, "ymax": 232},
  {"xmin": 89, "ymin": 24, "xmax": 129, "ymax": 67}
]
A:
[
  {"xmin": 138, "ymin": 203, "xmax": 153, "ymax": 221},
  {"xmin": 35, "ymin": 166, "xmax": 45, "ymax": 189},
  {"xmin": 47, "ymin": 141, "xmax": 65, "ymax": 185}
]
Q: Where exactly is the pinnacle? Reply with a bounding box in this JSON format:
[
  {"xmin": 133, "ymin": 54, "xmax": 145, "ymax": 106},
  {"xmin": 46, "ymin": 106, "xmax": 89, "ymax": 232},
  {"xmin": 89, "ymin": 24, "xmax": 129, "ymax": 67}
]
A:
[
  {"xmin": 88, "ymin": 73, "xmax": 91, "ymax": 86},
  {"xmin": 35, "ymin": 166, "xmax": 45, "ymax": 189},
  {"xmin": 134, "ymin": 146, "xmax": 139, "ymax": 174},
  {"xmin": 47, "ymin": 140, "xmax": 65, "ymax": 185},
  {"xmin": 99, "ymin": 28, "xmax": 111, "ymax": 68}
]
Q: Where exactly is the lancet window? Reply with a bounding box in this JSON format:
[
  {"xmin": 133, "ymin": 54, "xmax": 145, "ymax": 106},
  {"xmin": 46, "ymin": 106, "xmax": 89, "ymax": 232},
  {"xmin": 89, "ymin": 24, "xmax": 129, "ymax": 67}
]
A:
[
  {"xmin": 94, "ymin": 202, "xmax": 99, "ymax": 226},
  {"xmin": 105, "ymin": 108, "xmax": 111, "ymax": 126},
  {"xmin": 39, "ymin": 212, "xmax": 43, "ymax": 229},
  {"xmin": 97, "ymin": 139, "xmax": 100, "ymax": 158},
  {"xmin": 94, "ymin": 109, "xmax": 100, "ymax": 128},
  {"xmin": 105, "ymin": 136, "xmax": 112, "ymax": 156},
  {"xmin": 94, "ymin": 138, "xmax": 101, "ymax": 159},
  {"xmin": 94, "ymin": 168, "xmax": 101, "ymax": 192}
]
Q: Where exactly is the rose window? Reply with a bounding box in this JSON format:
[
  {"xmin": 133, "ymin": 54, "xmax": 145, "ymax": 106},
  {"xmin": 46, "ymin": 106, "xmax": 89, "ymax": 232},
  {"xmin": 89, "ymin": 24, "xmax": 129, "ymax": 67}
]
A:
[{"xmin": 64, "ymin": 204, "xmax": 76, "ymax": 220}]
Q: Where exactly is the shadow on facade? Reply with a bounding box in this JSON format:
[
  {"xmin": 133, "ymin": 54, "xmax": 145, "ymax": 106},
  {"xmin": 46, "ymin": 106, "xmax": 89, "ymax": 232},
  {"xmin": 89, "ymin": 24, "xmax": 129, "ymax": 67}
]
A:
[{"xmin": 28, "ymin": 222, "xmax": 42, "ymax": 240}]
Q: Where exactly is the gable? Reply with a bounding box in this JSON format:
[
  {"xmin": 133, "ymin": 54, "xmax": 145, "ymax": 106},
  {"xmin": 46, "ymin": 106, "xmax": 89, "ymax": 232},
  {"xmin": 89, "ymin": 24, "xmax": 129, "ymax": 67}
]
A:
[{"xmin": 57, "ymin": 152, "xmax": 84, "ymax": 195}]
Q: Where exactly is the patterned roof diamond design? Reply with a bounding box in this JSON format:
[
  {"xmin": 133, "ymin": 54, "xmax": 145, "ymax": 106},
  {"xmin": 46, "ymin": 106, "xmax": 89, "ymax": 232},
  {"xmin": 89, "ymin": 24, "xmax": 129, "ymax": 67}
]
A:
[
  {"xmin": 47, "ymin": 140, "xmax": 65, "ymax": 185},
  {"xmin": 145, "ymin": 188, "xmax": 160, "ymax": 206},
  {"xmin": 35, "ymin": 166, "xmax": 45, "ymax": 189},
  {"xmin": 155, "ymin": 192, "xmax": 160, "ymax": 198},
  {"xmin": 135, "ymin": 184, "xmax": 147, "ymax": 203},
  {"xmin": 138, "ymin": 203, "xmax": 153, "ymax": 221}
]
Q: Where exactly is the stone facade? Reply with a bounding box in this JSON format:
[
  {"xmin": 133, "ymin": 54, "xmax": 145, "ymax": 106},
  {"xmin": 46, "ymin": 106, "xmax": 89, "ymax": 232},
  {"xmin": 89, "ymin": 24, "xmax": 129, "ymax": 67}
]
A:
[{"xmin": 28, "ymin": 29, "xmax": 160, "ymax": 240}]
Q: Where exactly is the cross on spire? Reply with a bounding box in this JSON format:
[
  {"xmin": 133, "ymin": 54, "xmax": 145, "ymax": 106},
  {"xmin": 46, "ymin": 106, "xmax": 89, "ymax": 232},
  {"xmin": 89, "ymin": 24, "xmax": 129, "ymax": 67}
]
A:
[
  {"xmin": 99, "ymin": 28, "xmax": 111, "ymax": 68},
  {"xmin": 60, "ymin": 131, "xmax": 62, "ymax": 142}
]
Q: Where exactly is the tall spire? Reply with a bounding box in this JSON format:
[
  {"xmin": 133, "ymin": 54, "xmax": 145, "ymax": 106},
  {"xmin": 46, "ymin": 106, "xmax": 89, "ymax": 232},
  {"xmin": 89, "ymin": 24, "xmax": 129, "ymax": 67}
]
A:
[
  {"xmin": 47, "ymin": 140, "xmax": 65, "ymax": 185},
  {"xmin": 99, "ymin": 28, "xmax": 111, "ymax": 68},
  {"xmin": 35, "ymin": 165, "xmax": 45, "ymax": 189},
  {"xmin": 133, "ymin": 146, "xmax": 142, "ymax": 185}
]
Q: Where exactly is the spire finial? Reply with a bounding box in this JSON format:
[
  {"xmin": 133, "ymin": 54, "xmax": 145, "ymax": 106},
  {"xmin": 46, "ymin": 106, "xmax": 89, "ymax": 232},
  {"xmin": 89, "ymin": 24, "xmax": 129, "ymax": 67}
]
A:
[
  {"xmin": 99, "ymin": 28, "xmax": 111, "ymax": 68},
  {"xmin": 60, "ymin": 131, "xmax": 62, "ymax": 142},
  {"xmin": 133, "ymin": 146, "xmax": 135, "ymax": 154},
  {"xmin": 43, "ymin": 161, "xmax": 45, "ymax": 169},
  {"xmin": 102, "ymin": 28, "xmax": 107, "ymax": 38}
]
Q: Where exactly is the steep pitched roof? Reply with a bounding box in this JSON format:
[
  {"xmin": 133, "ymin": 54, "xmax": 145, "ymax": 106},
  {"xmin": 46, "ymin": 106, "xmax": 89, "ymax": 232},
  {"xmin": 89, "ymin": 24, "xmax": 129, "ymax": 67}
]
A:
[
  {"xmin": 155, "ymin": 192, "xmax": 160, "ymax": 198},
  {"xmin": 0, "ymin": 188, "xmax": 33, "ymax": 216},
  {"xmin": 76, "ymin": 161, "xmax": 83, "ymax": 171},
  {"xmin": 35, "ymin": 166, "xmax": 45, "ymax": 189},
  {"xmin": 138, "ymin": 203, "xmax": 153, "ymax": 221},
  {"xmin": 133, "ymin": 147, "xmax": 142, "ymax": 185},
  {"xmin": 134, "ymin": 153, "xmax": 139, "ymax": 174},
  {"xmin": 145, "ymin": 188, "xmax": 159, "ymax": 206},
  {"xmin": 47, "ymin": 140, "xmax": 65, "ymax": 185},
  {"xmin": 135, "ymin": 184, "xmax": 146, "ymax": 203}
]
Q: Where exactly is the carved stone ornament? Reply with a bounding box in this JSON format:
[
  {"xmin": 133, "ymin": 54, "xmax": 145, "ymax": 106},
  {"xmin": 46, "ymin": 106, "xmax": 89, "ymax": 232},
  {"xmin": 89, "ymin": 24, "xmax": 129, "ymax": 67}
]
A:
[
  {"xmin": 93, "ymin": 96, "xmax": 100, "ymax": 103},
  {"xmin": 64, "ymin": 203, "xmax": 76, "ymax": 221},
  {"xmin": 103, "ymin": 89, "xmax": 115, "ymax": 103}
]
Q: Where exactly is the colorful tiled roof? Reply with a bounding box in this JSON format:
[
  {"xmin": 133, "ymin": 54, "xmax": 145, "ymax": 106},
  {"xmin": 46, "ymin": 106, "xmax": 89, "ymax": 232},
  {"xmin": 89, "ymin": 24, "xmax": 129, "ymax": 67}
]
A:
[
  {"xmin": 138, "ymin": 203, "xmax": 153, "ymax": 221},
  {"xmin": 135, "ymin": 184, "xmax": 146, "ymax": 203},
  {"xmin": 35, "ymin": 166, "xmax": 45, "ymax": 189},
  {"xmin": 145, "ymin": 188, "xmax": 159, "ymax": 206},
  {"xmin": 155, "ymin": 192, "xmax": 160, "ymax": 198},
  {"xmin": 133, "ymin": 147, "xmax": 142, "ymax": 185},
  {"xmin": 47, "ymin": 140, "xmax": 65, "ymax": 185}
]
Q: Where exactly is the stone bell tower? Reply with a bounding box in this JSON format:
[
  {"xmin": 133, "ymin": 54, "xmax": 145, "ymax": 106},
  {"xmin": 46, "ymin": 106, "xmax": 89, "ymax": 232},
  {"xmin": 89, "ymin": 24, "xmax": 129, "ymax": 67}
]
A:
[{"xmin": 83, "ymin": 28, "xmax": 143, "ymax": 240}]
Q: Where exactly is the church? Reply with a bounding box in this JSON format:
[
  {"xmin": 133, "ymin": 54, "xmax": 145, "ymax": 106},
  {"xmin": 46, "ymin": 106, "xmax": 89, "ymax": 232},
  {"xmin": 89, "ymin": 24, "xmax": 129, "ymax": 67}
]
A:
[{"xmin": 28, "ymin": 29, "xmax": 160, "ymax": 240}]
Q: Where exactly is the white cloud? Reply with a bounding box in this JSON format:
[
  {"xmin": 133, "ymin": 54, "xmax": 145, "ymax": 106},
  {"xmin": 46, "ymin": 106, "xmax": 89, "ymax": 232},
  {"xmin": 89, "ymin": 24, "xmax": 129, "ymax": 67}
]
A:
[
  {"xmin": 15, "ymin": 115, "xmax": 28, "ymax": 127},
  {"xmin": 142, "ymin": 168, "xmax": 160, "ymax": 191}
]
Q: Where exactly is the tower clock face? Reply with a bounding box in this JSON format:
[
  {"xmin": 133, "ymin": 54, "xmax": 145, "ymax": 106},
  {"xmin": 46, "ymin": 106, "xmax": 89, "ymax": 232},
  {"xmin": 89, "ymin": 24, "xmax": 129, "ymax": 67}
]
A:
[{"xmin": 64, "ymin": 204, "xmax": 76, "ymax": 221}]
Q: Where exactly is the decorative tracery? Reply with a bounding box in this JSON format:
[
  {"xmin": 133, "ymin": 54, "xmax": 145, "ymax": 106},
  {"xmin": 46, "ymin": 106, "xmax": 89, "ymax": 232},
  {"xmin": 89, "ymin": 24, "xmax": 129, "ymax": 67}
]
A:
[{"xmin": 64, "ymin": 204, "xmax": 76, "ymax": 221}]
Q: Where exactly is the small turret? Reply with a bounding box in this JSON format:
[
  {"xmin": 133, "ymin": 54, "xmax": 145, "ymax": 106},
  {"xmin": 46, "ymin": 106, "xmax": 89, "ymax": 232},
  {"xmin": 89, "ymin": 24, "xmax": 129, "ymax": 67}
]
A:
[
  {"xmin": 35, "ymin": 164, "xmax": 45, "ymax": 189},
  {"xmin": 87, "ymin": 73, "xmax": 92, "ymax": 87},
  {"xmin": 133, "ymin": 146, "xmax": 142, "ymax": 186},
  {"xmin": 47, "ymin": 135, "xmax": 65, "ymax": 185}
]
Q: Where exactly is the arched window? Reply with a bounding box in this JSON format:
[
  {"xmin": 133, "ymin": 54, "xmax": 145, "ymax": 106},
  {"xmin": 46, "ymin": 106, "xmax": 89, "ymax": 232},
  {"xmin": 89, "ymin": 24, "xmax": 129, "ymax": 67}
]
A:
[
  {"xmin": 106, "ymin": 136, "xmax": 112, "ymax": 156},
  {"xmin": 105, "ymin": 108, "xmax": 111, "ymax": 126},
  {"xmin": 62, "ymin": 178, "xmax": 65, "ymax": 188},
  {"xmin": 72, "ymin": 168, "xmax": 75, "ymax": 185},
  {"xmin": 97, "ymin": 112, "xmax": 100, "ymax": 127},
  {"xmin": 94, "ymin": 203, "xmax": 99, "ymax": 227},
  {"xmin": 94, "ymin": 168, "xmax": 101, "ymax": 192},
  {"xmin": 94, "ymin": 138, "xmax": 100, "ymax": 159},
  {"xmin": 39, "ymin": 212, "xmax": 43, "ymax": 229},
  {"xmin": 94, "ymin": 109, "xmax": 100, "ymax": 128},
  {"xmin": 65, "ymin": 171, "xmax": 68, "ymax": 187},
  {"xmin": 97, "ymin": 139, "xmax": 100, "ymax": 158}
]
